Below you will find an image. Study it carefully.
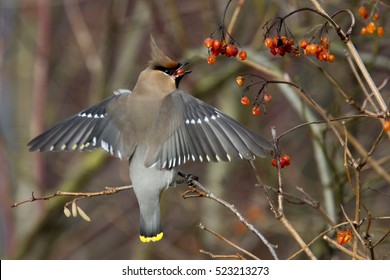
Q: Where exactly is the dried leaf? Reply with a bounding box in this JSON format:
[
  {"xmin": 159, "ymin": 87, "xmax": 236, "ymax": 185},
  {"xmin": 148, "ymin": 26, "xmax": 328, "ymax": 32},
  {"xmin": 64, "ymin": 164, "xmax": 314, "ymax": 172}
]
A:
[
  {"xmin": 63, "ymin": 206, "xmax": 71, "ymax": 218},
  {"xmin": 71, "ymin": 200, "xmax": 78, "ymax": 217},
  {"xmin": 77, "ymin": 206, "xmax": 91, "ymax": 222},
  {"xmin": 337, "ymin": 229, "xmax": 353, "ymax": 245}
]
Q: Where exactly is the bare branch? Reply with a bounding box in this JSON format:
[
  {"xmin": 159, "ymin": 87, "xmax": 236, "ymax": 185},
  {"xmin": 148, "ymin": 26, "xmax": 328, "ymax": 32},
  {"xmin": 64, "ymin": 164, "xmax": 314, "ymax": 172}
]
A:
[
  {"xmin": 11, "ymin": 185, "xmax": 133, "ymax": 208},
  {"xmin": 198, "ymin": 223, "xmax": 259, "ymax": 260},
  {"xmin": 181, "ymin": 178, "xmax": 278, "ymax": 260}
]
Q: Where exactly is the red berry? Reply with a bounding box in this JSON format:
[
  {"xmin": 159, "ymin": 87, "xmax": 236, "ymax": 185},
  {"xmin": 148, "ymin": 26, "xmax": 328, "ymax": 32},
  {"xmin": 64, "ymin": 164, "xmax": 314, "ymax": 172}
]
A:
[
  {"xmin": 207, "ymin": 55, "xmax": 216, "ymax": 64},
  {"xmin": 284, "ymin": 44, "xmax": 292, "ymax": 53},
  {"xmin": 384, "ymin": 120, "xmax": 390, "ymax": 131},
  {"xmin": 373, "ymin": 13, "xmax": 380, "ymax": 21},
  {"xmin": 225, "ymin": 44, "xmax": 238, "ymax": 57},
  {"xmin": 281, "ymin": 36, "xmax": 288, "ymax": 46},
  {"xmin": 317, "ymin": 51, "xmax": 329, "ymax": 61},
  {"xmin": 204, "ymin": 37, "xmax": 214, "ymax": 48},
  {"xmin": 281, "ymin": 155, "xmax": 291, "ymax": 166},
  {"xmin": 358, "ymin": 6, "xmax": 368, "ymax": 19},
  {"xmin": 238, "ymin": 50, "xmax": 247, "ymax": 61},
  {"xmin": 366, "ymin": 22, "xmax": 376, "ymax": 34},
  {"xmin": 210, "ymin": 48, "xmax": 220, "ymax": 56},
  {"xmin": 236, "ymin": 76, "xmax": 245, "ymax": 87},
  {"xmin": 378, "ymin": 26, "xmax": 384, "ymax": 37},
  {"xmin": 306, "ymin": 44, "xmax": 318, "ymax": 55},
  {"xmin": 279, "ymin": 157, "xmax": 286, "ymax": 168},
  {"xmin": 240, "ymin": 96, "xmax": 250, "ymax": 106},
  {"xmin": 275, "ymin": 46, "xmax": 286, "ymax": 56},
  {"xmin": 264, "ymin": 37, "xmax": 274, "ymax": 48},
  {"xmin": 299, "ymin": 39, "xmax": 308, "ymax": 49},
  {"xmin": 269, "ymin": 47, "xmax": 277, "ymax": 56},
  {"xmin": 320, "ymin": 36, "xmax": 328, "ymax": 47},
  {"xmin": 212, "ymin": 40, "xmax": 221, "ymax": 51},
  {"xmin": 271, "ymin": 158, "xmax": 277, "ymax": 167},
  {"xmin": 231, "ymin": 46, "xmax": 239, "ymax": 57},
  {"xmin": 328, "ymin": 54, "xmax": 335, "ymax": 63},
  {"xmin": 293, "ymin": 48, "xmax": 301, "ymax": 57},
  {"xmin": 252, "ymin": 106, "xmax": 261, "ymax": 116},
  {"xmin": 361, "ymin": 27, "xmax": 367, "ymax": 35},
  {"xmin": 263, "ymin": 93, "xmax": 272, "ymax": 103}
]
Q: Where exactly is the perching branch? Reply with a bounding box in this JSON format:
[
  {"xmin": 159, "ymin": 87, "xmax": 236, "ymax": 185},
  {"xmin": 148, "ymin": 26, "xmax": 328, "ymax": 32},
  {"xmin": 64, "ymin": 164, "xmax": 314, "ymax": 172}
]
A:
[
  {"xmin": 179, "ymin": 172, "xmax": 279, "ymax": 260},
  {"xmin": 11, "ymin": 185, "xmax": 133, "ymax": 208}
]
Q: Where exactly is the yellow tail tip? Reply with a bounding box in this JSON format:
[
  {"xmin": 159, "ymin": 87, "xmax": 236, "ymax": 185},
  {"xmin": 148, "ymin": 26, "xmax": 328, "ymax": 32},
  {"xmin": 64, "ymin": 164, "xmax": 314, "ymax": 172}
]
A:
[{"xmin": 140, "ymin": 232, "xmax": 164, "ymax": 243}]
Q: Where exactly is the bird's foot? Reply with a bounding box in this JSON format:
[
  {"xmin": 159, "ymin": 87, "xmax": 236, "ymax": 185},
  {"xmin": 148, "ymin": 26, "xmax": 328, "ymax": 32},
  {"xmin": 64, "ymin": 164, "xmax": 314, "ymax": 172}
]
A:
[{"xmin": 177, "ymin": 170, "xmax": 199, "ymax": 185}]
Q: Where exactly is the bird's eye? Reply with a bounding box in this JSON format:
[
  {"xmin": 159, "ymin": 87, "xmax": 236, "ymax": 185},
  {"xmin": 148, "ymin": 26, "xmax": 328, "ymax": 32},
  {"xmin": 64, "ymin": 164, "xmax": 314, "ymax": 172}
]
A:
[
  {"xmin": 164, "ymin": 69, "xmax": 175, "ymax": 75},
  {"xmin": 155, "ymin": 65, "xmax": 177, "ymax": 76}
]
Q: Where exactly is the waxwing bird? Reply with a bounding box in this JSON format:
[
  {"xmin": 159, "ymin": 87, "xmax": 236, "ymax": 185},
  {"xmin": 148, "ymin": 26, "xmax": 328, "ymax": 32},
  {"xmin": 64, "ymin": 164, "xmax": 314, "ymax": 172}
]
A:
[{"xmin": 28, "ymin": 36, "xmax": 272, "ymax": 243}]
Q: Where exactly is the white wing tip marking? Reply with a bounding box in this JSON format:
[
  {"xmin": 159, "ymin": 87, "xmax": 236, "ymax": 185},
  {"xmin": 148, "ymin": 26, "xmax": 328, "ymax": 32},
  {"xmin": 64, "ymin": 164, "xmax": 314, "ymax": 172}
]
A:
[{"xmin": 114, "ymin": 88, "xmax": 131, "ymax": 95}]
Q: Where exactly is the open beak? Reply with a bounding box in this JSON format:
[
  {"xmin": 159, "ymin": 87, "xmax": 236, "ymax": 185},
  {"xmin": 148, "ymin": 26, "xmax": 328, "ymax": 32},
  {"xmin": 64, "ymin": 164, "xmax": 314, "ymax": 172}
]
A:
[
  {"xmin": 174, "ymin": 62, "xmax": 192, "ymax": 79},
  {"xmin": 174, "ymin": 62, "xmax": 191, "ymax": 88}
]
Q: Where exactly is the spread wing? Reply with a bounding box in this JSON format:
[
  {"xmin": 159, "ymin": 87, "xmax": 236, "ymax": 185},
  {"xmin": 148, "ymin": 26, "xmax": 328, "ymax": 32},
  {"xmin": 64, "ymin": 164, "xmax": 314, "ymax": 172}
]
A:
[
  {"xmin": 145, "ymin": 90, "xmax": 272, "ymax": 169},
  {"xmin": 28, "ymin": 89, "xmax": 135, "ymax": 160}
]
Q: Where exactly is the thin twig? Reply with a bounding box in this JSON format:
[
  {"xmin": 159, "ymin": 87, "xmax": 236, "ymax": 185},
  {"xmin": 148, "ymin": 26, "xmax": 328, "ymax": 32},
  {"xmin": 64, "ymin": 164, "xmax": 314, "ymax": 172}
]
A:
[
  {"xmin": 288, "ymin": 221, "xmax": 349, "ymax": 259},
  {"xmin": 309, "ymin": 0, "xmax": 388, "ymax": 115},
  {"xmin": 198, "ymin": 223, "xmax": 259, "ymax": 260},
  {"xmin": 226, "ymin": 0, "xmax": 245, "ymax": 37},
  {"xmin": 272, "ymin": 127, "xmax": 284, "ymax": 216},
  {"xmin": 323, "ymin": 235, "xmax": 367, "ymax": 260},
  {"xmin": 11, "ymin": 185, "xmax": 133, "ymax": 208},
  {"xmin": 199, "ymin": 249, "xmax": 245, "ymax": 260},
  {"xmin": 340, "ymin": 205, "xmax": 365, "ymax": 248},
  {"xmin": 345, "ymin": 52, "xmax": 378, "ymax": 113},
  {"xmin": 277, "ymin": 115, "xmax": 375, "ymax": 140},
  {"xmin": 251, "ymin": 128, "xmax": 318, "ymax": 260},
  {"xmin": 181, "ymin": 179, "xmax": 279, "ymax": 260}
]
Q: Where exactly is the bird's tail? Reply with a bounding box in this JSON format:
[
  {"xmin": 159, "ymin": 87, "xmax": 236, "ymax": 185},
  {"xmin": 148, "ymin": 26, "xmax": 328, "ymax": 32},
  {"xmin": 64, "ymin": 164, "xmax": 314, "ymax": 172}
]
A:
[{"xmin": 137, "ymin": 195, "xmax": 164, "ymax": 243}]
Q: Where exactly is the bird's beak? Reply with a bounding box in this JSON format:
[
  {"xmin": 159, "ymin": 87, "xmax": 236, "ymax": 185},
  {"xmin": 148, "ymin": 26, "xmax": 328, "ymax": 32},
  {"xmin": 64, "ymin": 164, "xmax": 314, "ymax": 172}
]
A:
[{"xmin": 174, "ymin": 62, "xmax": 191, "ymax": 79}]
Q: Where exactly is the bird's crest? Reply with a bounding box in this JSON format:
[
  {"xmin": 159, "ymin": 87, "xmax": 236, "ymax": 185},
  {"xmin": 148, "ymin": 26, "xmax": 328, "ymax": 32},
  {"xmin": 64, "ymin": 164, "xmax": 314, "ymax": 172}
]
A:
[{"xmin": 149, "ymin": 35, "xmax": 178, "ymax": 69}]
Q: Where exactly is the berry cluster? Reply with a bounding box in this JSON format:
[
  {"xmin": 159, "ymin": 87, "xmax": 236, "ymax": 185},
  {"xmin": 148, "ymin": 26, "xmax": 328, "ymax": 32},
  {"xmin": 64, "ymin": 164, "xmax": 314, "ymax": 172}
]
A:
[
  {"xmin": 358, "ymin": 6, "xmax": 384, "ymax": 37},
  {"xmin": 264, "ymin": 36, "xmax": 297, "ymax": 57},
  {"xmin": 235, "ymin": 75, "xmax": 272, "ymax": 117},
  {"xmin": 271, "ymin": 155, "xmax": 291, "ymax": 168},
  {"xmin": 299, "ymin": 37, "xmax": 335, "ymax": 62},
  {"xmin": 204, "ymin": 37, "xmax": 247, "ymax": 64}
]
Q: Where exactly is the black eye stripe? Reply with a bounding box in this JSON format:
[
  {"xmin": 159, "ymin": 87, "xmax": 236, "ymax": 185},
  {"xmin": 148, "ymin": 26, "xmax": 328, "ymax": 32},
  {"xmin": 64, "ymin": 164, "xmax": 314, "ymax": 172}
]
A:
[{"xmin": 154, "ymin": 65, "xmax": 178, "ymax": 75}]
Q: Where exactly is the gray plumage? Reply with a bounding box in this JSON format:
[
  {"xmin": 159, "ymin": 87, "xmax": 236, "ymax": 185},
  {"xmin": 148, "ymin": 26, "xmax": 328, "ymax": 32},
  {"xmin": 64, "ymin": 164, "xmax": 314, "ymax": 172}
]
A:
[{"xmin": 28, "ymin": 37, "xmax": 272, "ymax": 242}]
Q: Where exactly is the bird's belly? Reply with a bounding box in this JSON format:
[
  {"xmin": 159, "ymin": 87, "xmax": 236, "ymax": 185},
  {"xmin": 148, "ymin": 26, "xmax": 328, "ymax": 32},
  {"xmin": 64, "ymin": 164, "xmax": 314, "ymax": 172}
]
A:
[{"xmin": 129, "ymin": 145, "xmax": 177, "ymax": 193}]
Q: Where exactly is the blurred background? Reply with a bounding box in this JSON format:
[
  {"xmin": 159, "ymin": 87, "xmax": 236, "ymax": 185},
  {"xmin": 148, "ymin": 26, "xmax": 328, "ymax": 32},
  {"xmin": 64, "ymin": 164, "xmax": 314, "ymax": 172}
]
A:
[{"xmin": 0, "ymin": 0, "xmax": 389, "ymax": 259}]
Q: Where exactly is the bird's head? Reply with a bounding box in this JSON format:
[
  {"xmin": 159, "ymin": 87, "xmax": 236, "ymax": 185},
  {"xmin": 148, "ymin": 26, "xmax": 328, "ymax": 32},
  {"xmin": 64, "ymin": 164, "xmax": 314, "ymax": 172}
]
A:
[{"xmin": 148, "ymin": 36, "xmax": 191, "ymax": 89}]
